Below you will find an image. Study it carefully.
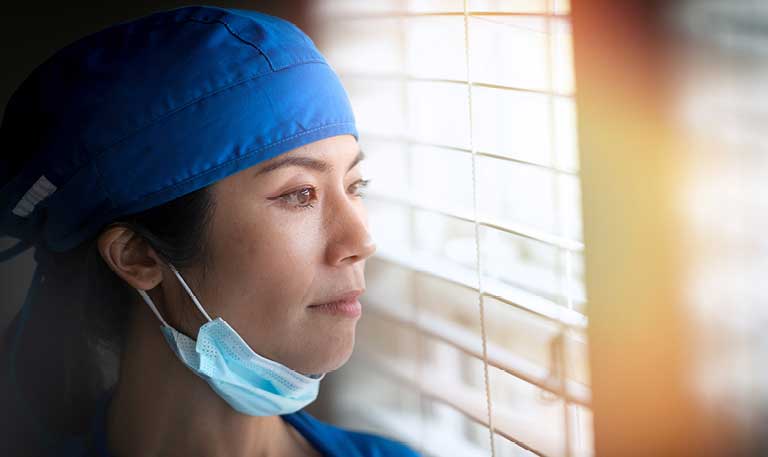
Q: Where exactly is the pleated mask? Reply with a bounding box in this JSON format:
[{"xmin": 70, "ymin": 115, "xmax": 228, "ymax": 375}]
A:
[{"xmin": 136, "ymin": 263, "xmax": 325, "ymax": 416}]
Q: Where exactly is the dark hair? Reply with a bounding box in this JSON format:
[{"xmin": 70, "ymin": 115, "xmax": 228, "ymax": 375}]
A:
[
  {"xmin": 87, "ymin": 185, "xmax": 217, "ymax": 355},
  {"xmin": 0, "ymin": 185, "xmax": 216, "ymax": 456}
]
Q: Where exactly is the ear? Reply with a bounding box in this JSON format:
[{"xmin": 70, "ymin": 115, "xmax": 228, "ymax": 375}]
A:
[{"xmin": 97, "ymin": 225, "xmax": 164, "ymax": 291}]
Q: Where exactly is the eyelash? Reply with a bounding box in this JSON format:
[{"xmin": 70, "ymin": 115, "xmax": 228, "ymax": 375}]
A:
[{"xmin": 276, "ymin": 178, "xmax": 371, "ymax": 212}]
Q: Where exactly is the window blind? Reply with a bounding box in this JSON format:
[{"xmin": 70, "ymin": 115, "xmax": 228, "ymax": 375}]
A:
[{"xmin": 313, "ymin": 1, "xmax": 592, "ymax": 456}]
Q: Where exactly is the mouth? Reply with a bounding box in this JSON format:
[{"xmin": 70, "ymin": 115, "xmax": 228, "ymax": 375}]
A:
[{"xmin": 308, "ymin": 289, "xmax": 364, "ymax": 318}]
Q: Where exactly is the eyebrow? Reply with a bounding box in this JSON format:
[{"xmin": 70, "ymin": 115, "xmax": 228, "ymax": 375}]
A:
[{"xmin": 255, "ymin": 148, "xmax": 366, "ymax": 176}]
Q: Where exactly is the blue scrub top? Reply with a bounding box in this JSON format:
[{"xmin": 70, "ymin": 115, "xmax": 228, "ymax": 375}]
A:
[{"xmin": 57, "ymin": 390, "xmax": 421, "ymax": 456}]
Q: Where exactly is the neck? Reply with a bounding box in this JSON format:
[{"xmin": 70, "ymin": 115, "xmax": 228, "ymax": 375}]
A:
[{"xmin": 106, "ymin": 304, "xmax": 315, "ymax": 457}]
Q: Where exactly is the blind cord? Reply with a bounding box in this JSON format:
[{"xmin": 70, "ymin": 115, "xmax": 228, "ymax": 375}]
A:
[{"xmin": 463, "ymin": 2, "xmax": 497, "ymax": 456}]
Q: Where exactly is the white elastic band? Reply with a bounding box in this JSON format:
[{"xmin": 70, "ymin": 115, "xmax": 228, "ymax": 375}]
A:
[
  {"xmin": 137, "ymin": 289, "xmax": 170, "ymax": 328},
  {"xmin": 168, "ymin": 263, "xmax": 213, "ymax": 323}
]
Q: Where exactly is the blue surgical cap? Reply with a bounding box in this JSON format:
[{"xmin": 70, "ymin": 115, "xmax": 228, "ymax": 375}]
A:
[{"xmin": 0, "ymin": 5, "xmax": 357, "ymax": 258}]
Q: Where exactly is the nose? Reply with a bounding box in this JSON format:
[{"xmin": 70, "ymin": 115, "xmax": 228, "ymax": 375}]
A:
[{"xmin": 325, "ymin": 189, "xmax": 377, "ymax": 266}]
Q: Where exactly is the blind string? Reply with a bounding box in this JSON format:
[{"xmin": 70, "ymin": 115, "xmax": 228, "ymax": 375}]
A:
[{"xmin": 463, "ymin": 2, "xmax": 497, "ymax": 456}]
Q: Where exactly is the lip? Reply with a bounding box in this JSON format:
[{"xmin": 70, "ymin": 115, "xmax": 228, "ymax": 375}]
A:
[
  {"xmin": 308, "ymin": 289, "xmax": 364, "ymax": 318},
  {"xmin": 308, "ymin": 289, "xmax": 364, "ymax": 307}
]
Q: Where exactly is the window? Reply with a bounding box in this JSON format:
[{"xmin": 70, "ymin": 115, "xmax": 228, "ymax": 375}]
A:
[{"xmin": 312, "ymin": 1, "xmax": 591, "ymax": 456}]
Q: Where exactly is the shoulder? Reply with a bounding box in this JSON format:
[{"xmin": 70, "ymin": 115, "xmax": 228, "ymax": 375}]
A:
[{"xmin": 283, "ymin": 410, "xmax": 421, "ymax": 457}]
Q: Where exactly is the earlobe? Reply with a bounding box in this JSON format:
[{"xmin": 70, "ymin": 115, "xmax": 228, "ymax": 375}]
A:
[{"xmin": 97, "ymin": 225, "xmax": 163, "ymax": 290}]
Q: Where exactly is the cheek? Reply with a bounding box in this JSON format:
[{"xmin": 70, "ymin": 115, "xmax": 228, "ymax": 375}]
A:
[
  {"xmin": 203, "ymin": 213, "xmax": 326, "ymax": 361},
  {"xmin": 215, "ymin": 210, "xmax": 324, "ymax": 313},
  {"xmin": 251, "ymin": 231, "xmax": 315, "ymax": 295},
  {"xmin": 245, "ymin": 214, "xmax": 321, "ymax": 272}
]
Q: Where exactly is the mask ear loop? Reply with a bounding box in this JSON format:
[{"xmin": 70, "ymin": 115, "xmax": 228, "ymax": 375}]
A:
[
  {"xmin": 136, "ymin": 289, "xmax": 171, "ymax": 328},
  {"xmin": 161, "ymin": 264, "xmax": 326, "ymax": 380},
  {"xmin": 135, "ymin": 263, "xmax": 213, "ymax": 327},
  {"xmin": 167, "ymin": 263, "xmax": 213, "ymax": 323}
]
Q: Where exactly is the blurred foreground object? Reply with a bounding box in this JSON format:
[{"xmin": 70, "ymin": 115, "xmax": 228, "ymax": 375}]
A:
[{"xmin": 574, "ymin": 0, "xmax": 765, "ymax": 456}]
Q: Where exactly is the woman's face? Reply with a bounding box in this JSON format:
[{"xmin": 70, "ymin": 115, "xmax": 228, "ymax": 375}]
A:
[{"xmin": 178, "ymin": 134, "xmax": 376, "ymax": 375}]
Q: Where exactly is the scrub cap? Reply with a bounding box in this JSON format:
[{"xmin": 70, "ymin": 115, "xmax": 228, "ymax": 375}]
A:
[{"xmin": 0, "ymin": 5, "xmax": 357, "ymax": 260}]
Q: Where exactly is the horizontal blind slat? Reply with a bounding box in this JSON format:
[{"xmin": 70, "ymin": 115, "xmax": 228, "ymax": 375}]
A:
[
  {"xmin": 365, "ymin": 302, "xmax": 592, "ymax": 406},
  {"xmin": 367, "ymin": 192, "xmax": 584, "ymax": 251},
  {"xmin": 321, "ymin": 12, "xmax": 570, "ymax": 20},
  {"xmin": 372, "ymin": 250, "xmax": 588, "ymax": 329},
  {"xmin": 359, "ymin": 350, "xmax": 558, "ymax": 457},
  {"xmin": 358, "ymin": 132, "xmax": 579, "ymax": 175},
  {"xmin": 340, "ymin": 72, "xmax": 575, "ymax": 98}
]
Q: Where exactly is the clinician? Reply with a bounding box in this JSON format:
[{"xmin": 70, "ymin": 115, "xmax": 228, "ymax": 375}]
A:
[{"xmin": 0, "ymin": 6, "xmax": 421, "ymax": 457}]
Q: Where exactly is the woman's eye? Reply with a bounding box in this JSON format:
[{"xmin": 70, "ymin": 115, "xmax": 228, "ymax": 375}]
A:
[
  {"xmin": 278, "ymin": 186, "xmax": 317, "ymax": 211},
  {"xmin": 350, "ymin": 178, "xmax": 371, "ymax": 197},
  {"xmin": 273, "ymin": 178, "xmax": 371, "ymax": 212}
]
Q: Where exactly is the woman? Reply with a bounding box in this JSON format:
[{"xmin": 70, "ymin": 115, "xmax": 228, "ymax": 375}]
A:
[{"xmin": 0, "ymin": 5, "xmax": 420, "ymax": 457}]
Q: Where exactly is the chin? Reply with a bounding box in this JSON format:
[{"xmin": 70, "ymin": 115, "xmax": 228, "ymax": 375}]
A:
[{"xmin": 300, "ymin": 333, "xmax": 356, "ymax": 375}]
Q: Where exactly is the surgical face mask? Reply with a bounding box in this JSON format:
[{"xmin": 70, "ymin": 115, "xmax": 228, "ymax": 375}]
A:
[{"xmin": 135, "ymin": 263, "xmax": 325, "ymax": 416}]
